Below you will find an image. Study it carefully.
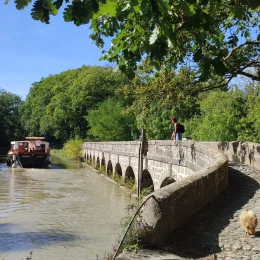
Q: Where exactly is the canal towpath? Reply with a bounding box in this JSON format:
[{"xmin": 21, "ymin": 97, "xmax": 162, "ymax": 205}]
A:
[{"xmin": 117, "ymin": 162, "xmax": 260, "ymax": 260}]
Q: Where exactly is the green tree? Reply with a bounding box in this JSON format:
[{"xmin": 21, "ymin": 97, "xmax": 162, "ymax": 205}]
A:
[
  {"xmin": 20, "ymin": 80, "xmax": 53, "ymax": 136},
  {"xmin": 20, "ymin": 66, "xmax": 127, "ymax": 142},
  {"xmin": 188, "ymin": 90, "xmax": 246, "ymax": 141},
  {"xmin": 237, "ymin": 81, "xmax": 260, "ymax": 142},
  {"xmin": 0, "ymin": 88, "xmax": 25, "ymax": 146},
  {"xmin": 86, "ymin": 98, "xmax": 138, "ymax": 141},
  {"xmin": 9, "ymin": 0, "xmax": 260, "ymax": 85},
  {"xmin": 117, "ymin": 62, "xmax": 202, "ymax": 139}
]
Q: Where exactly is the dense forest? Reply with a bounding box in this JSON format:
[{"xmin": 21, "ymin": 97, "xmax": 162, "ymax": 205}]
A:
[{"xmin": 1, "ymin": 63, "xmax": 259, "ymax": 147}]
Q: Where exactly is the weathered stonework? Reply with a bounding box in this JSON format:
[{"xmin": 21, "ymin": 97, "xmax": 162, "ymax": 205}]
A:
[
  {"xmin": 199, "ymin": 141, "xmax": 260, "ymax": 170},
  {"xmin": 140, "ymin": 152, "xmax": 228, "ymax": 246},
  {"xmin": 83, "ymin": 140, "xmax": 224, "ymax": 190},
  {"xmin": 83, "ymin": 140, "xmax": 228, "ymax": 246}
]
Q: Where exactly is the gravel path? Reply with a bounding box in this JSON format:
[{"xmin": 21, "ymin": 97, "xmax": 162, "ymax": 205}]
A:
[{"xmin": 117, "ymin": 163, "xmax": 260, "ymax": 260}]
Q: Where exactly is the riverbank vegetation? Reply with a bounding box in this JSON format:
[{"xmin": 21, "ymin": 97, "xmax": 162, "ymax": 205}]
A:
[
  {"xmin": 51, "ymin": 137, "xmax": 84, "ymax": 164},
  {"xmin": 63, "ymin": 137, "xmax": 84, "ymax": 161},
  {"xmin": 87, "ymin": 161, "xmax": 137, "ymax": 195},
  {"xmin": 0, "ymin": 88, "xmax": 25, "ymax": 146},
  {"xmin": 1, "ymin": 64, "xmax": 260, "ymax": 147}
]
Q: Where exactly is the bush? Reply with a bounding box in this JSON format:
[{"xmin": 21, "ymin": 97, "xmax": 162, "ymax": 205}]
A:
[{"xmin": 63, "ymin": 137, "xmax": 84, "ymax": 161}]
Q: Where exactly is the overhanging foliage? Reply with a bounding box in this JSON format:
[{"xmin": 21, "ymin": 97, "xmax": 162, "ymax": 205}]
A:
[{"xmin": 8, "ymin": 0, "xmax": 260, "ymax": 84}]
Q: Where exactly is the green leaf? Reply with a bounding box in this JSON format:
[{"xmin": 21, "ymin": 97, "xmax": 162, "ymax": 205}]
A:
[
  {"xmin": 248, "ymin": 0, "xmax": 260, "ymax": 9},
  {"xmin": 193, "ymin": 49, "xmax": 202, "ymax": 62},
  {"xmin": 228, "ymin": 35, "xmax": 239, "ymax": 46},
  {"xmin": 63, "ymin": 1, "xmax": 94, "ymax": 25},
  {"xmin": 31, "ymin": 0, "xmax": 50, "ymax": 23},
  {"xmin": 149, "ymin": 26, "xmax": 160, "ymax": 45},
  {"xmin": 181, "ymin": 2, "xmax": 195, "ymax": 17},
  {"xmin": 122, "ymin": 3, "xmax": 131, "ymax": 12},
  {"xmin": 99, "ymin": 1, "xmax": 117, "ymax": 17},
  {"xmin": 244, "ymin": 30, "xmax": 250, "ymax": 38},
  {"xmin": 15, "ymin": 0, "xmax": 32, "ymax": 10},
  {"xmin": 167, "ymin": 38, "xmax": 173, "ymax": 48},
  {"xmin": 53, "ymin": 0, "xmax": 63, "ymax": 10},
  {"xmin": 212, "ymin": 58, "xmax": 227, "ymax": 75},
  {"xmin": 189, "ymin": 4, "xmax": 196, "ymax": 14},
  {"xmin": 48, "ymin": 1, "xmax": 58, "ymax": 15},
  {"xmin": 233, "ymin": 5, "xmax": 244, "ymax": 19}
]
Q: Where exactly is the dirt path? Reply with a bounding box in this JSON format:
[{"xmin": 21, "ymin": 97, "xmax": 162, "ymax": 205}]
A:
[{"xmin": 117, "ymin": 163, "xmax": 260, "ymax": 260}]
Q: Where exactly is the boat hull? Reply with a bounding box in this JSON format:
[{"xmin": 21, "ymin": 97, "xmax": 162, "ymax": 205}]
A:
[{"xmin": 7, "ymin": 153, "xmax": 50, "ymax": 168}]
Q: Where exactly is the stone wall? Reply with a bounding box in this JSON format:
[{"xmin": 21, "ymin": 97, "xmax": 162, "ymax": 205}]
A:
[
  {"xmin": 200, "ymin": 141, "xmax": 260, "ymax": 170},
  {"xmin": 140, "ymin": 149, "xmax": 228, "ymax": 246},
  {"xmin": 83, "ymin": 140, "xmax": 225, "ymax": 190},
  {"xmin": 146, "ymin": 141, "xmax": 217, "ymax": 189}
]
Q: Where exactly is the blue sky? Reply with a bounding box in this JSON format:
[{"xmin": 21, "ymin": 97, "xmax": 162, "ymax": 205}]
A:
[{"xmin": 0, "ymin": 2, "xmax": 111, "ymax": 99}]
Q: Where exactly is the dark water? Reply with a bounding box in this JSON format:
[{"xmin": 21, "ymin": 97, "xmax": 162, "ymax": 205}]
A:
[{"xmin": 0, "ymin": 154, "xmax": 133, "ymax": 259}]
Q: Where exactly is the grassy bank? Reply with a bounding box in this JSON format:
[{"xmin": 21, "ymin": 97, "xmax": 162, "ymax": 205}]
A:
[
  {"xmin": 51, "ymin": 149, "xmax": 70, "ymax": 159},
  {"xmin": 51, "ymin": 137, "xmax": 84, "ymax": 162}
]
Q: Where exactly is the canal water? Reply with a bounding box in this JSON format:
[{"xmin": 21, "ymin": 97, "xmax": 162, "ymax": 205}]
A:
[{"xmin": 0, "ymin": 154, "xmax": 134, "ymax": 260}]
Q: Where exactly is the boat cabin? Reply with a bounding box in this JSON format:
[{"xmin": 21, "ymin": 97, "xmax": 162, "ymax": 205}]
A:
[
  {"xmin": 9, "ymin": 138, "xmax": 50, "ymax": 153},
  {"xmin": 7, "ymin": 137, "xmax": 51, "ymax": 168}
]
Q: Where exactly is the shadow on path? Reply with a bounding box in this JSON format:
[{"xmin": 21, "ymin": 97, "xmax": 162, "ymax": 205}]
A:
[{"xmin": 153, "ymin": 165, "xmax": 260, "ymax": 259}]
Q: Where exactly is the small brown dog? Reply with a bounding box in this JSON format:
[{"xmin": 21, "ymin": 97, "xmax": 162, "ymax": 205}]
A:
[{"xmin": 239, "ymin": 208, "xmax": 258, "ymax": 236}]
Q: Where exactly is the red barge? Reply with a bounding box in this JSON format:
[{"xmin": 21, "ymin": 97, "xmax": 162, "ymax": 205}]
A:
[{"xmin": 7, "ymin": 137, "xmax": 51, "ymax": 168}]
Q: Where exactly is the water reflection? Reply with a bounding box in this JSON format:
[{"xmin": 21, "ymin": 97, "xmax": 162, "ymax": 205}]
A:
[
  {"xmin": 0, "ymin": 157, "xmax": 133, "ymax": 259},
  {"xmin": 0, "ymin": 226, "xmax": 79, "ymax": 251},
  {"xmin": 51, "ymin": 154, "xmax": 83, "ymax": 169}
]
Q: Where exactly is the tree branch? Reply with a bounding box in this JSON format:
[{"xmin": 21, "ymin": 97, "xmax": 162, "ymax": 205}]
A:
[
  {"xmin": 224, "ymin": 41, "xmax": 260, "ymax": 60},
  {"xmin": 239, "ymin": 60, "xmax": 260, "ymax": 72},
  {"xmin": 184, "ymin": 77, "xmax": 230, "ymax": 96},
  {"xmin": 237, "ymin": 71, "xmax": 260, "ymax": 81},
  {"xmin": 198, "ymin": 76, "xmax": 232, "ymax": 93}
]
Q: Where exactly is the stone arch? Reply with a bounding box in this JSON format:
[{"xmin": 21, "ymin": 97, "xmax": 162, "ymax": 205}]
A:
[
  {"xmin": 101, "ymin": 156, "xmax": 106, "ymax": 173},
  {"xmin": 107, "ymin": 160, "xmax": 113, "ymax": 176},
  {"xmin": 160, "ymin": 177, "xmax": 176, "ymax": 188},
  {"xmin": 87, "ymin": 154, "xmax": 89, "ymax": 161},
  {"xmin": 142, "ymin": 169, "xmax": 154, "ymax": 192},
  {"xmin": 96, "ymin": 157, "xmax": 100, "ymax": 170},
  {"xmin": 125, "ymin": 166, "xmax": 135, "ymax": 182},
  {"xmin": 89, "ymin": 155, "xmax": 92, "ymax": 165},
  {"xmin": 115, "ymin": 163, "xmax": 122, "ymax": 176}
]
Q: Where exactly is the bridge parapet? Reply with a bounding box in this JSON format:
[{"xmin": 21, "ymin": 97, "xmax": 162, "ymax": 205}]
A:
[
  {"xmin": 200, "ymin": 141, "xmax": 260, "ymax": 170},
  {"xmin": 141, "ymin": 149, "xmax": 228, "ymax": 246},
  {"xmin": 83, "ymin": 140, "xmax": 225, "ymax": 190}
]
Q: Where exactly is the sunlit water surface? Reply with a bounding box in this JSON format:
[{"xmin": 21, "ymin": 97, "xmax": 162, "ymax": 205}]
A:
[{"xmin": 0, "ymin": 154, "xmax": 133, "ymax": 260}]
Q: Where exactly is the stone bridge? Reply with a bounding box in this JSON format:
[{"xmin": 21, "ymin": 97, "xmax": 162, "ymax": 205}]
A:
[
  {"xmin": 83, "ymin": 140, "xmax": 230, "ymax": 245},
  {"xmin": 83, "ymin": 140, "xmax": 260, "ymax": 247},
  {"xmin": 83, "ymin": 140, "xmax": 225, "ymax": 191}
]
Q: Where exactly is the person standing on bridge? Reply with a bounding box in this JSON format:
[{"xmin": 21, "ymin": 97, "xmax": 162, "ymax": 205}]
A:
[{"xmin": 170, "ymin": 117, "xmax": 182, "ymax": 140}]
